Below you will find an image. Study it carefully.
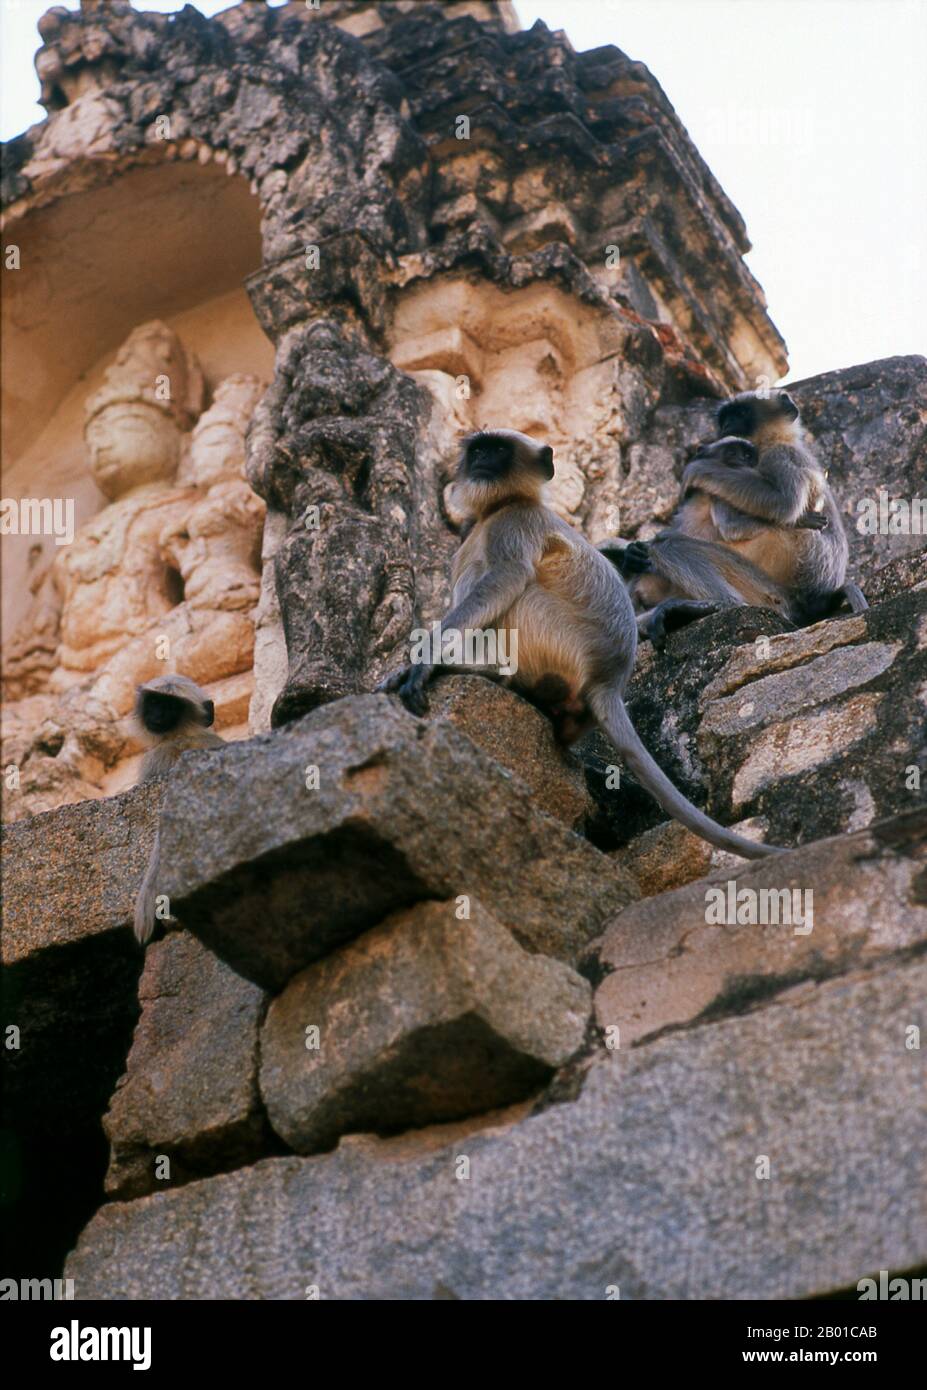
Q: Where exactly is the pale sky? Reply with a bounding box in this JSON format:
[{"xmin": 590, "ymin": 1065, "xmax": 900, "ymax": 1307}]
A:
[{"xmin": 2, "ymin": 0, "xmax": 925, "ymax": 382}]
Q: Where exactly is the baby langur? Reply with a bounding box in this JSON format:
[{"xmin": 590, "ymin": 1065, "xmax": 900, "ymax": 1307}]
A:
[
  {"xmin": 380, "ymin": 428, "xmax": 783, "ymax": 861},
  {"xmin": 133, "ymin": 675, "xmax": 225, "ymax": 945},
  {"xmin": 681, "ymin": 435, "xmax": 829, "ymax": 543}
]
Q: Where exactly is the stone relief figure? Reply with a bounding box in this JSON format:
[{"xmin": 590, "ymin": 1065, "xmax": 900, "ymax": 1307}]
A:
[
  {"xmin": 165, "ymin": 374, "xmax": 266, "ymax": 613},
  {"xmin": 87, "ymin": 372, "xmax": 266, "ymax": 720},
  {"xmin": 244, "ymin": 320, "xmax": 431, "ymax": 726},
  {"xmin": 54, "ymin": 320, "xmax": 204, "ymax": 686},
  {"xmin": 389, "ymin": 280, "xmax": 660, "ymax": 550},
  {"xmin": 1, "ymin": 324, "xmax": 266, "ymax": 820},
  {"xmin": 2, "ymin": 320, "xmax": 203, "ymax": 700}
]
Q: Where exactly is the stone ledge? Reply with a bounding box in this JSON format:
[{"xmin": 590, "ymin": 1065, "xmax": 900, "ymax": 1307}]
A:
[
  {"xmin": 425, "ymin": 674, "xmax": 592, "ymax": 829},
  {"xmin": 2, "ymin": 781, "xmax": 160, "ymax": 964},
  {"xmin": 64, "ymin": 952, "xmax": 927, "ymax": 1300},
  {"xmin": 2, "ymin": 782, "xmax": 157, "ymax": 1132},
  {"xmin": 103, "ymin": 933, "xmax": 270, "ymax": 1201},
  {"xmin": 590, "ymin": 809, "xmax": 927, "ymax": 1048}
]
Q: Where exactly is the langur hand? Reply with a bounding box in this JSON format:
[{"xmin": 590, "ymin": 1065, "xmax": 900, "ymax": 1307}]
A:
[
  {"xmin": 795, "ymin": 509, "xmax": 829, "ymax": 530},
  {"xmin": 377, "ymin": 663, "xmax": 433, "ymax": 715},
  {"xmin": 597, "ymin": 538, "xmax": 653, "ymax": 577},
  {"xmin": 641, "ymin": 599, "xmax": 718, "ymax": 651},
  {"xmin": 615, "ymin": 540, "xmax": 653, "ymax": 576}
]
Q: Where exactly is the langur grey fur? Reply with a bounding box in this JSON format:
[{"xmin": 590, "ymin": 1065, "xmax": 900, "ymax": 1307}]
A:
[
  {"xmin": 379, "ymin": 428, "xmax": 783, "ymax": 861},
  {"xmin": 133, "ymin": 675, "xmax": 224, "ymax": 945},
  {"xmin": 683, "ymin": 435, "xmax": 828, "ymax": 543},
  {"xmin": 597, "ymin": 437, "xmax": 798, "ymax": 643},
  {"xmin": 600, "ymin": 392, "xmax": 867, "ymax": 642}
]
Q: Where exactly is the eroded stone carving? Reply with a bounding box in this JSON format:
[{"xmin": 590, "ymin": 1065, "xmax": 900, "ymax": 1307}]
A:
[
  {"xmin": 1, "ymin": 324, "xmax": 266, "ymax": 820},
  {"xmin": 389, "ymin": 277, "xmax": 658, "ymax": 534}
]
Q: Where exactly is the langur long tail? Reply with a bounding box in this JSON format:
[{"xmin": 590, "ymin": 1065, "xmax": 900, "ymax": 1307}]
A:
[
  {"xmin": 133, "ymin": 828, "xmax": 161, "ymax": 945},
  {"xmin": 589, "ymin": 687, "xmax": 785, "ymax": 859}
]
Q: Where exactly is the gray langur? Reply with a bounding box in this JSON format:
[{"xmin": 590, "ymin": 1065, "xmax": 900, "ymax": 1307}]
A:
[
  {"xmin": 600, "ymin": 433, "xmax": 816, "ymax": 642},
  {"xmin": 379, "ymin": 428, "xmax": 783, "ymax": 861},
  {"xmin": 680, "ymin": 435, "xmax": 829, "ymax": 543},
  {"xmin": 600, "ymin": 392, "xmax": 867, "ymax": 641},
  {"xmin": 132, "ymin": 675, "xmax": 224, "ymax": 945}
]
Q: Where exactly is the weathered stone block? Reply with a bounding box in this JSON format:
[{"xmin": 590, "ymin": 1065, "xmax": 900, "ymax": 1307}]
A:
[
  {"xmin": 700, "ymin": 639, "xmax": 901, "ymax": 738},
  {"xmin": 157, "ymin": 693, "xmax": 638, "ymax": 991},
  {"xmin": 697, "ymin": 591, "xmax": 926, "ymax": 836},
  {"xmin": 425, "ymin": 674, "xmax": 592, "ymax": 829},
  {"xmin": 103, "ymin": 933, "xmax": 270, "ymax": 1199},
  {"xmin": 592, "ymin": 810, "xmax": 927, "ymax": 1047},
  {"xmin": 65, "ymin": 953, "xmax": 927, "ymax": 1300},
  {"xmin": 260, "ymin": 898, "xmax": 591, "ymax": 1154},
  {"xmin": 390, "ymin": 324, "xmax": 484, "ymax": 382},
  {"xmin": 599, "ymin": 592, "xmax": 926, "ymax": 849},
  {"xmin": 2, "ymin": 781, "xmax": 160, "ymax": 963},
  {"xmin": 864, "ymin": 548, "xmax": 927, "ymax": 605},
  {"xmin": 791, "ymin": 354, "xmax": 927, "ymax": 578},
  {"xmin": 1, "ymin": 784, "xmax": 158, "ymax": 1135},
  {"xmin": 619, "ymin": 819, "xmax": 715, "ymax": 896}
]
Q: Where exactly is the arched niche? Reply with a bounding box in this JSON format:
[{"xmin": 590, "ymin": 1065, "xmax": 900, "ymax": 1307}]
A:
[{"xmin": 2, "ymin": 157, "xmax": 271, "ymax": 635}]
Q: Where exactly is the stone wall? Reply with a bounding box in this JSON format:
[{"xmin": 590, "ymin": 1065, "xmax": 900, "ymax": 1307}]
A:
[{"xmin": 2, "ymin": 0, "xmax": 925, "ymax": 1299}]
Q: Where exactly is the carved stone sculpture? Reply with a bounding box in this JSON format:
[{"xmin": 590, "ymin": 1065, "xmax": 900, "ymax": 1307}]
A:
[{"xmin": 1, "ymin": 324, "xmax": 265, "ymax": 818}]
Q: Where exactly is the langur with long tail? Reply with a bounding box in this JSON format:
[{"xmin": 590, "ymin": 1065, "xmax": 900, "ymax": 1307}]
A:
[{"xmin": 380, "ymin": 429, "xmax": 784, "ymax": 860}]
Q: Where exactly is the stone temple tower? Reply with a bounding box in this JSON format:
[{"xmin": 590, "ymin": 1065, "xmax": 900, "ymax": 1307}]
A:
[{"xmin": 2, "ymin": 0, "xmax": 925, "ymax": 1299}]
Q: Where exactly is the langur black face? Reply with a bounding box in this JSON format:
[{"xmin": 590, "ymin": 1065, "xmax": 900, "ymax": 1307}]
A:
[
  {"xmin": 460, "ymin": 430, "xmax": 555, "ymax": 485},
  {"xmin": 452, "ymin": 429, "xmax": 555, "ymax": 519},
  {"xmin": 692, "ymin": 436, "xmax": 758, "ymax": 468},
  {"xmin": 717, "ymin": 390, "xmax": 799, "ymax": 438},
  {"xmin": 136, "ymin": 682, "xmax": 215, "ymax": 734},
  {"xmin": 137, "ymin": 689, "xmax": 188, "ymax": 735},
  {"xmin": 464, "ymin": 434, "xmax": 517, "ymax": 482}
]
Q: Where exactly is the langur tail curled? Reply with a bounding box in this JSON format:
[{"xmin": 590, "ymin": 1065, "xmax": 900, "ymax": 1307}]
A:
[
  {"xmin": 588, "ymin": 687, "xmax": 784, "ymax": 859},
  {"xmin": 133, "ymin": 828, "xmax": 161, "ymax": 946}
]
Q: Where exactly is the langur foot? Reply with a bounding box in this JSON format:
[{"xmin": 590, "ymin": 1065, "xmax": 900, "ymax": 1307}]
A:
[
  {"xmin": 797, "ymin": 583, "xmax": 869, "ymax": 624},
  {"xmin": 377, "ymin": 663, "xmax": 433, "ymax": 715},
  {"xmin": 640, "ymin": 599, "xmax": 720, "ymax": 650}
]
